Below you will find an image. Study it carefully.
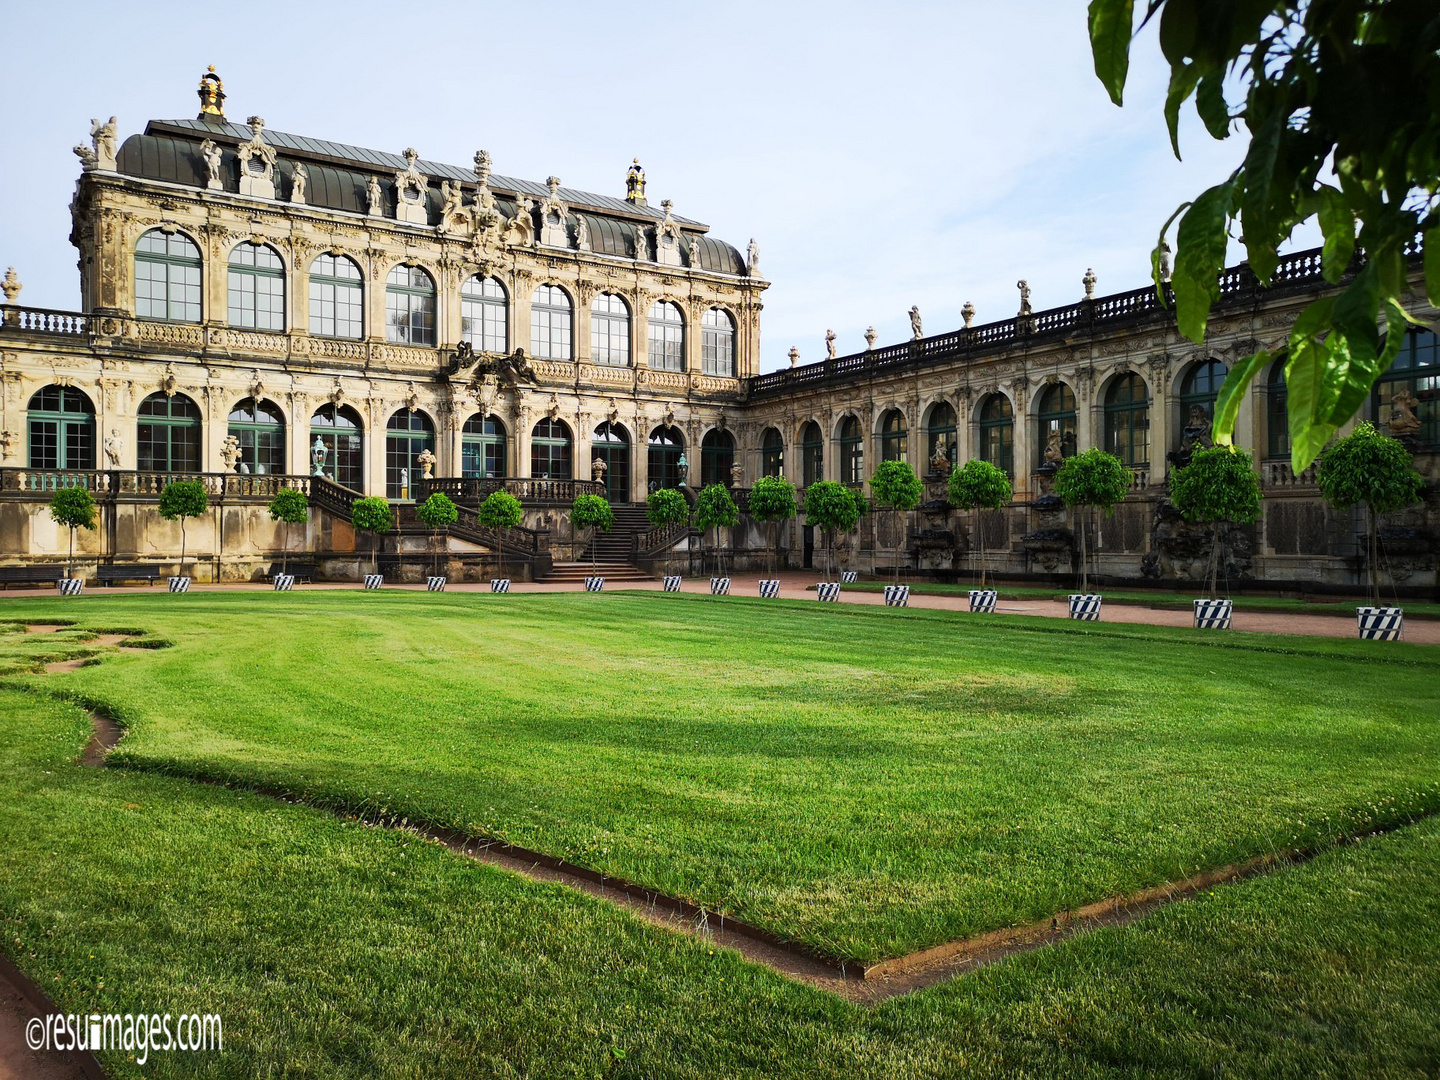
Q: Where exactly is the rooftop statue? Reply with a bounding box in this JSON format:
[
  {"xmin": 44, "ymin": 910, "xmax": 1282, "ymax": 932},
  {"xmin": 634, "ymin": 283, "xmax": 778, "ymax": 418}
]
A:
[{"xmin": 909, "ymin": 306, "xmax": 923, "ymax": 340}]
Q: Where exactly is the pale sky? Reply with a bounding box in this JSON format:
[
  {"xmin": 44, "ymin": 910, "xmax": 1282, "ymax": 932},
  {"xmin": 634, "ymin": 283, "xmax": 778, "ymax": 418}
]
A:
[{"xmin": 0, "ymin": 0, "xmax": 1316, "ymax": 372}]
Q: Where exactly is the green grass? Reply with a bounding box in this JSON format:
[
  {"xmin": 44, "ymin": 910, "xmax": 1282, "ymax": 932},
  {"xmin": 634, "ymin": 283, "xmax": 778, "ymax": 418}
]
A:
[
  {"xmin": 4, "ymin": 591, "xmax": 1439, "ymax": 964},
  {"xmin": 1, "ymin": 686, "xmax": 1437, "ymax": 1078}
]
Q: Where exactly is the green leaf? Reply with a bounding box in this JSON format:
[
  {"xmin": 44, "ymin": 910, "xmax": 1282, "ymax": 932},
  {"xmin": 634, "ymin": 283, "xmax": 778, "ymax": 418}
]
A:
[
  {"xmin": 1330, "ymin": 260, "xmax": 1381, "ymax": 363},
  {"xmin": 1173, "ymin": 181, "xmax": 1234, "ymax": 342},
  {"xmin": 1088, "ymin": 0, "xmax": 1136, "ymax": 105},
  {"xmin": 1284, "ymin": 298, "xmax": 1337, "ymax": 471},
  {"xmin": 1426, "ymin": 227, "xmax": 1440, "ymax": 306},
  {"xmin": 1313, "ymin": 186, "xmax": 1355, "ymax": 283},
  {"xmin": 1158, "ymin": 0, "xmax": 1199, "ymax": 66},
  {"xmin": 1152, "ymin": 201, "xmax": 1189, "ymax": 299},
  {"xmin": 1194, "ymin": 71, "xmax": 1230, "ymax": 139},
  {"xmin": 1239, "ymin": 106, "xmax": 1284, "ymax": 282},
  {"xmin": 1211, "ymin": 347, "xmax": 1273, "ymax": 445},
  {"xmin": 1163, "ymin": 62, "xmax": 1201, "ymax": 157}
]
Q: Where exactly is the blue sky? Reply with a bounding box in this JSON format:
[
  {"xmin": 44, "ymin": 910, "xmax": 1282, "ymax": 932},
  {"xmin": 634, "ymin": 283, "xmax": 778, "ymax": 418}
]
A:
[{"xmin": 0, "ymin": 1, "xmax": 1314, "ymax": 371}]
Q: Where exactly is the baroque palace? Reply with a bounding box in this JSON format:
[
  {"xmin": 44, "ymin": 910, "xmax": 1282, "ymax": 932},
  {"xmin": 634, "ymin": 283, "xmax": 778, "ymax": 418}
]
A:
[{"xmin": 1, "ymin": 69, "xmax": 1436, "ymax": 591}]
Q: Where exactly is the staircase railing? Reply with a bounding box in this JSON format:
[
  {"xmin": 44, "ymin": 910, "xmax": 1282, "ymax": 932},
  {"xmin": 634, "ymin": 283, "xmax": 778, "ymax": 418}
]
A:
[
  {"xmin": 412, "ymin": 476, "xmax": 604, "ymax": 504},
  {"xmin": 635, "ymin": 522, "xmax": 695, "ymax": 557}
]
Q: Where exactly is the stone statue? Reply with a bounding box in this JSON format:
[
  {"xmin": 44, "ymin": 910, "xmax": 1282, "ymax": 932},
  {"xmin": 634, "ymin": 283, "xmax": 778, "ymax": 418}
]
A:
[
  {"xmin": 634, "ymin": 224, "xmax": 649, "ymax": 260},
  {"xmin": 367, "ymin": 176, "xmax": 383, "ymax": 216},
  {"xmin": 1159, "ymin": 241, "xmax": 1173, "ymax": 283},
  {"xmin": 291, "ymin": 163, "xmax": 308, "ymax": 204},
  {"xmin": 220, "ymin": 434, "xmax": 242, "ymax": 472},
  {"xmin": 90, "ymin": 116, "xmax": 118, "ymax": 170},
  {"xmin": 591, "ymin": 456, "xmax": 607, "ymax": 482},
  {"xmin": 961, "ymin": 301, "xmax": 975, "ymax": 329},
  {"xmin": 474, "ymin": 149, "xmax": 493, "ymax": 184},
  {"xmin": 417, "ymin": 448, "xmax": 436, "ymax": 480},
  {"xmin": 1083, "ymin": 268, "xmax": 1096, "ymax": 299},
  {"xmin": 729, "ymin": 461, "xmax": 744, "ymax": 487},
  {"xmin": 236, "ymin": 116, "xmax": 277, "ymax": 198},
  {"xmin": 788, "ymin": 346, "xmax": 799, "ymax": 368},
  {"xmin": 1017, "ymin": 280, "xmax": 1033, "ymax": 316},
  {"xmin": 1043, "ymin": 431, "xmax": 1064, "ymax": 466},
  {"xmin": 575, "ymin": 214, "xmax": 589, "ymax": 251},
  {"xmin": 438, "ymin": 180, "xmax": 463, "ymax": 224},
  {"xmin": 73, "ymin": 143, "xmax": 99, "ymax": 171},
  {"xmin": 509, "ymin": 200, "xmax": 536, "ymax": 246},
  {"xmin": 311, "ymin": 435, "xmax": 329, "ymax": 476},
  {"xmin": 746, "ymin": 237, "xmax": 760, "ymax": 277},
  {"xmin": 200, "ymin": 140, "xmax": 223, "ymax": 188},
  {"xmin": 909, "ymin": 306, "xmax": 923, "ymax": 340},
  {"xmin": 104, "ymin": 429, "xmax": 122, "ymax": 467},
  {"xmin": 930, "ymin": 444, "xmax": 951, "ymax": 475},
  {"xmin": 688, "ymin": 237, "xmax": 700, "ymax": 266},
  {"xmin": 864, "ymin": 326, "xmax": 876, "ymax": 351},
  {"xmin": 825, "ymin": 329, "xmax": 837, "ymax": 359},
  {"xmin": 1, "ymin": 267, "xmax": 20, "ymax": 304},
  {"xmin": 1388, "ymin": 388, "xmax": 1422, "ymax": 436}
]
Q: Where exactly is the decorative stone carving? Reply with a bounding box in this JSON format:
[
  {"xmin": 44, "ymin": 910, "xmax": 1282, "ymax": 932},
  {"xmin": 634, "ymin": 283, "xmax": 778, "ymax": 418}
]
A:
[
  {"xmin": 864, "ymin": 326, "xmax": 877, "ymax": 350},
  {"xmin": 104, "ymin": 429, "xmax": 122, "ymax": 467},
  {"xmin": 161, "ymin": 362, "xmax": 177, "ymax": 397},
  {"xmin": 506, "ymin": 200, "xmax": 536, "ymax": 247},
  {"xmin": 546, "ymin": 394, "xmax": 561, "ymax": 421},
  {"xmin": 73, "ymin": 143, "xmax": 98, "ymax": 171},
  {"xmin": 655, "ymin": 200, "xmax": 683, "ymax": 266},
  {"xmin": 330, "ymin": 377, "xmax": 346, "ymax": 406},
  {"xmin": 393, "ymin": 149, "xmax": 429, "ymax": 225},
  {"xmin": 825, "ymin": 329, "xmax": 837, "ymax": 359},
  {"xmin": 591, "ymin": 455, "xmax": 607, "ymax": 482},
  {"xmin": 436, "ymin": 180, "xmax": 466, "ymax": 234},
  {"xmin": 236, "ymin": 117, "xmax": 277, "ymax": 199},
  {"xmin": 0, "ymin": 430, "xmax": 13, "ymax": 461},
  {"xmin": 1083, "ymin": 267, "xmax": 1096, "ymax": 299},
  {"xmin": 367, "ymin": 176, "xmax": 383, "ymax": 216},
  {"xmin": 1159, "ymin": 241, "xmax": 1173, "ymax": 283},
  {"xmin": 538, "ymin": 176, "xmax": 570, "ymax": 247},
  {"xmin": 746, "ymin": 237, "xmax": 760, "ymax": 277},
  {"xmin": 200, "ymin": 140, "xmax": 224, "ymax": 189},
  {"xmin": 404, "ymin": 382, "xmax": 420, "ymax": 413},
  {"xmin": 909, "ymin": 306, "xmax": 923, "ymax": 340},
  {"xmin": 626, "ymin": 158, "xmax": 646, "ymax": 204},
  {"xmin": 634, "ymin": 223, "xmax": 650, "ymax": 261},
  {"xmin": 416, "ymin": 447, "xmax": 436, "ymax": 479},
  {"xmin": 220, "ymin": 434, "xmax": 242, "ymax": 472},
  {"xmin": 1388, "ymin": 388, "xmax": 1422, "ymax": 436},
  {"xmin": 687, "ymin": 237, "xmax": 700, "ymax": 267},
  {"xmin": 788, "ymin": 346, "xmax": 799, "ymax": 368},
  {"xmin": 290, "ymin": 163, "xmax": 307, "ymax": 204},
  {"xmin": 575, "ymin": 214, "xmax": 590, "ymax": 252},
  {"xmin": 87, "ymin": 117, "xmax": 118, "ymax": 170},
  {"xmin": 1, "ymin": 268, "xmax": 21, "ymax": 304},
  {"xmin": 961, "ymin": 301, "xmax": 976, "ymax": 329},
  {"xmin": 1017, "ymin": 280, "xmax": 1033, "ymax": 316},
  {"xmin": 248, "ymin": 369, "xmax": 265, "ymax": 401}
]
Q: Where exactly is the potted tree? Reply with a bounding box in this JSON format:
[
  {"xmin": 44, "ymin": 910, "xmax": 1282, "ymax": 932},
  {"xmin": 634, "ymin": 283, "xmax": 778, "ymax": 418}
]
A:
[
  {"xmin": 801, "ymin": 479, "xmax": 861, "ymax": 589},
  {"xmin": 870, "ymin": 459, "xmax": 922, "ymax": 587},
  {"xmin": 351, "ymin": 496, "xmax": 393, "ymax": 588},
  {"xmin": 694, "ymin": 483, "xmax": 739, "ymax": 592},
  {"xmin": 646, "ymin": 487, "xmax": 691, "ymax": 590},
  {"xmin": 1052, "ymin": 447, "xmax": 1130, "ymax": 619},
  {"xmin": 416, "ymin": 491, "xmax": 458, "ymax": 591},
  {"xmin": 947, "ymin": 459, "xmax": 1012, "ymax": 612},
  {"xmin": 1316, "ymin": 421, "xmax": 1425, "ymax": 639},
  {"xmin": 267, "ymin": 486, "xmax": 309, "ymax": 590},
  {"xmin": 571, "ymin": 493, "xmax": 614, "ymax": 590},
  {"xmin": 1169, "ymin": 445, "xmax": 1263, "ymax": 629},
  {"xmin": 49, "ymin": 486, "xmax": 96, "ymax": 595},
  {"xmin": 748, "ymin": 475, "xmax": 797, "ymax": 597},
  {"xmin": 158, "ymin": 479, "xmax": 209, "ymax": 592},
  {"xmin": 840, "ymin": 486, "xmax": 869, "ymax": 582},
  {"xmin": 477, "ymin": 490, "xmax": 524, "ymax": 589}
]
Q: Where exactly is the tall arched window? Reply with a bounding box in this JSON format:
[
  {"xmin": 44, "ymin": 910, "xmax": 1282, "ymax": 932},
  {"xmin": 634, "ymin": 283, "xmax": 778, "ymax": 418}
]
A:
[
  {"xmin": 1105, "ymin": 373, "xmax": 1150, "ymax": 466},
  {"xmin": 227, "ymin": 242, "xmax": 285, "ymax": 330},
  {"xmin": 800, "ymin": 421, "xmax": 824, "ymax": 487},
  {"xmin": 701, "ymin": 429, "xmax": 736, "ymax": 487},
  {"xmin": 1374, "ymin": 328, "xmax": 1438, "ymax": 449},
  {"xmin": 227, "ymin": 398, "xmax": 286, "ymax": 475},
  {"xmin": 137, "ymin": 392, "xmax": 201, "ymax": 472},
  {"xmin": 591, "ymin": 422, "xmax": 630, "ymax": 501},
  {"xmin": 648, "ymin": 301, "xmax": 685, "ymax": 372},
  {"xmin": 311, "ymin": 404, "xmax": 364, "ymax": 490},
  {"xmin": 27, "ymin": 386, "xmax": 95, "ymax": 470},
  {"xmin": 1036, "ymin": 383, "xmax": 1077, "ymax": 466},
  {"xmin": 532, "ymin": 418, "xmax": 572, "ymax": 480},
  {"xmin": 978, "ymin": 394, "xmax": 1014, "ymax": 475},
  {"xmin": 1179, "ymin": 359, "xmax": 1227, "ymax": 445},
  {"xmin": 838, "ymin": 416, "xmax": 863, "ymax": 484},
  {"xmin": 590, "ymin": 293, "xmax": 631, "ymax": 367},
  {"xmin": 1266, "ymin": 361, "xmax": 1289, "ymax": 460},
  {"xmin": 761, "ymin": 427, "xmax": 784, "ymax": 478},
  {"xmin": 461, "ymin": 276, "xmax": 508, "ymax": 353},
  {"xmin": 135, "ymin": 229, "xmax": 201, "ymax": 322},
  {"xmin": 702, "ymin": 308, "xmax": 735, "ymax": 377},
  {"xmin": 309, "ymin": 253, "xmax": 363, "ymax": 339},
  {"xmin": 462, "ymin": 414, "xmax": 507, "ymax": 479},
  {"xmin": 926, "ymin": 403, "xmax": 957, "ymax": 472},
  {"xmin": 647, "ymin": 426, "xmax": 685, "ymax": 491},
  {"xmin": 879, "ymin": 410, "xmax": 907, "ymax": 462},
  {"xmin": 385, "ymin": 265, "xmax": 436, "ymax": 346},
  {"xmin": 385, "ymin": 409, "xmax": 434, "ymax": 499},
  {"xmin": 530, "ymin": 285, "xmax": 573, "ymax": 360}
]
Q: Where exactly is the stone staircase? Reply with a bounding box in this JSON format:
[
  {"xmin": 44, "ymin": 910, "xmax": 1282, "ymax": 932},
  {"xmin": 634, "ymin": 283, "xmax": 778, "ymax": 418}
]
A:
[{"xmin": 540, "ymin": 504, "xmax": 655, "ymax": 583}]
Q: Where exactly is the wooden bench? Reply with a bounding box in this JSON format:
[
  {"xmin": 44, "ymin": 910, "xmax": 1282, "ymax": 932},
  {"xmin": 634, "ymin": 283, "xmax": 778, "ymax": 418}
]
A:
[
  {"xmin": 96, "ymin": 563, "xmax": 163, "ymax": 586},
  {"xmin": 268, "ymin": 560, "xmax": 317, "ymax": 583},
  {"xmin": 0, "ymin": 565, "xmax": 64, "ymax": 590}
]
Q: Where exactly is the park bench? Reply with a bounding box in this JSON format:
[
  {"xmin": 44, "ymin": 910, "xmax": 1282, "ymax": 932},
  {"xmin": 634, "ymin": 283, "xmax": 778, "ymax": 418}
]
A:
[
  {"xmin": 96, "ymin": 563, "xmax": 163, "ymax": 586},
  {"xmin": 0, "ymin": 565, "xmax": 65, "ymax": 590},
  {"xmin": 268, "ymin": 560, "xmax": 317, "ymax": 583}
]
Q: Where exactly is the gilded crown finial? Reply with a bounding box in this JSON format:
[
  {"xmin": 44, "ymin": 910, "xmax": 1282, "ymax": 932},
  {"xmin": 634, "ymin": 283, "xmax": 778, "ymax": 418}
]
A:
[
  {"xmin": 625, "ymin": 158, "xmax": 646, "ymax": 205},
  {"xmin": 197, "ymin": 65, "xmax": 225, "ymax": 120}
]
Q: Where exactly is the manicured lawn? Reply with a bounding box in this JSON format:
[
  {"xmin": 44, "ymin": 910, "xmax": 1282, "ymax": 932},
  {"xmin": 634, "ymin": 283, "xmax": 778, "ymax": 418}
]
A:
[{"xmin": 4, "ymin": 591, "xmax": 1438, "ymax": 964}]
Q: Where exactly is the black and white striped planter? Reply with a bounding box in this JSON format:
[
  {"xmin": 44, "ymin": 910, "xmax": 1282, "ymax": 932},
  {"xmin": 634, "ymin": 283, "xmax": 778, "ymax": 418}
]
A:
[
  {"xmin": 363, "ymin": 574, "xmax": 384, "ymax": 590},
  {"xmin": 968, "ymin": 589, "xmax": 997, "ymax": 613},
  {"xmin": 1068, "ymin": 594, "xmax": 1102, "ymax": 621},
  {"xmin": 57, "ymin": 577, "xmax": 84, "ymax": 596},
  {"xmin": 663, "ymin": 576, "xmax": 683, "ymax": 592},
  {"xmin": 1193, "ymin": 598, "xmax": 1232, "ymax": 630},
  {"xmin": 1357, "ymin": 606, "xmax": 1404, "ymax": 641},
  {"xmin": 490, "ymin": 578, "xmax": 511, "ymax": 593},
  {"xmin": 841, "ymin": 570, "xmax": 858, "ymax": 584},
  {"xmin": 584, "ymin": 576, "xmax": 605, "ymax": 592},
  {"xmin": 168, "ymin": 576, "xmax": 191, "ymax": 594},
  {"xmin": 426, "ymin": 576, "xmax": 447, "ymax": 592},
  {"xmin": 816, "ymin": 581, "xmax": 841, "ymax": 602},
  {"xmin": 884, "ymin": 584, "xmax": 910, "ymax": 607},
  {"xmin": 710, "ymin": 577, "xmax": 730, "ymax": 596},
  {"xmin": 273, "ymin": 574, "xmax": 294, "ymax": 591},
  {"xmin": 758, "ymin": 579, "xmax": 781, "ymax": 598}
]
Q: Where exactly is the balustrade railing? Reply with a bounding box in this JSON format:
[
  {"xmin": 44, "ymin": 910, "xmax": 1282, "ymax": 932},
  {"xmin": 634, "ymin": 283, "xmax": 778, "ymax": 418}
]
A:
[
  {"xmin": 1, "ymin": 468, "xmax": 319, "ymax": 500},
  {"xmin": 635, "ymin": 521, "xmax": 692, "ymax": 556},
  {"xmin": 1264, "ymin": 459, "xmax": 1318, "ymax": 487},
  {"xmin": 412, "ymin": 476, "xmax": 604, "ymax": 504}
]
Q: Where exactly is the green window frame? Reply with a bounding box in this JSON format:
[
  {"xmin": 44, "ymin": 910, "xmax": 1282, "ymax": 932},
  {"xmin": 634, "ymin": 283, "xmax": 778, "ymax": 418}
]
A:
[
  {"xmin": 701, "ymin": 308, "xmax": 735, "ymax": 377},
  {"xmin": 648, "ymin": 300, "xmax": 685, "ymax": 373},
  {"xmin": 532, "ymin": 418, "xmax": 573, "ymax": 480},
  {"xmin": 461, "ymin": 276, "xmax": 508, "ymax": 354},
  {"xmin": 1373, "ymin": 329, "xmax": 1439, "ymax": 449},
  {"xmin": 310, "ymin": 404, "xmax": 364, "ymax": 491},
  {"xmin": 1104, "ymin": 373, "xmax": 1150, "ymax": 467},
  {"xmin": 135, "ymin": 229, "xmax": 202, "ymax": 322},
  {"xmin": 385, "ymin": 409, "xmax": 434, "ymax": 500},
  {"xmin": 1178, "ymin": 359, "xmax": 1227, "ymax": 445},
  {"xmin": 591, "ymin": 293, "xmax": 631, "ymax": 367},
  {"xmin": 978, "ymin": 394, "xmax": 1014, "ymax": 476},
  {"xmin": 838, "ymin": 415, "xmax": 863, "ymax": 485},
  {"xmin": 591, "ymin": 422, "xmax": 630, "ymax": 502},
  {"xmin": 647, "ymin": 425, "xmax": 685, "ymax": 491},
  {"xmin": 385, "ymin": 265, "xmax": 436, "ymax": 347},
  {"xmin": 926, "ymin": 403, "xmax": 957, "ymax": 472},
  {"xmin": 461, "ymin": 413, "xmax": 507, "ymax": 479},
  {"xmin": 1266, "ymin": 362, "xmax": 1290, "ymax": 460},
  {"xmin": 309, "ymin": 253, "xmax": 363, "ymax": 340},
  {"xmin": 227, "ymin": 242, "xmax": 285, "ymax": 331},
  {"xmin": 760, "ymin": 427, "xmax": 784, "ymax": 478},
  {"xmin": 27, "ymin": 386, "xmax": 96, "ymax": 471},
  {"xmin": 530, "ymin": 285, "xmax": 573, "ymax": 361},
  {"xmin": 879, "ymin": 409, "xmax": 907, "ymax": 462},
  {"xmin": 227, "ymin": 398, "xmax": 286, "ymax": 475},
  {"xmin": 800, "ymin": 421, "xmax": 823, "ymax": 487},
  {"xmin": 1036, "ymin": 382, "xmax": 1077, "ymax": 466},
  {"xmin": 701, "ymin": 429, "xmax": 736, "ymax": 487},
  {"xmin": 137, "ymin": 392, "xmax": 202, "ymax": 472}
]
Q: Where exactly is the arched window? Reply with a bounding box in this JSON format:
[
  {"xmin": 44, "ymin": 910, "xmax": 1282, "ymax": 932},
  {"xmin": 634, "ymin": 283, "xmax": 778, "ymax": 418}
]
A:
[
  {"xmin": 227, "ymin": 242, "xmax": 285, "ymax": 331},
  {"xmin": 761, "ymin": 427, "xmax": 784, "ymax": 478},
  {"xmin": 926, "ymin": 403, "xmax": 957, "ymax": 472},
  {"xmin": 385, "ymin": 265, "xmax": 436, "ymax": 346},
  {"xmin": 227, "ymin": 398, "xmax": 285, "ymax": 475},
  {"xmin": 1266, "ymin": 361, "xmax": 1289, "ymax": 460},
  {"xmin": 461, "ymin": 276, "xmax": 508, "ymax": 353},
  {"xmin": 838, "ymin": 416, "xmax": 863, "ymax": 484},
  {"xmin": 310, "ymin": 404, "xmax": 363, "ymax": 490},
  {"xmin": 27, "ymin": 386, "xmax": 95, "ymax": 470},
  {"xmin": 648, "ymin": 300, "xmax": 685, "ymax": 372},
  {"xmin": 1104, "ymin": 373, "xmax": 1150, "ymax": 467},
  {"xmin": 532, "ymin": 418, "xmax": 572, "ymax": 480},
  {"xmin": 590, "ymin": 293, "xmax": 631, "ymax": 367},
  {"xmin": 1179, "ymin": 359, "xmax": 1227, "ymax": 446},
  {"xmin": 137, "ymin": 392, "xmax": 201, "ymax": 472},
  {"xmin": 591, "ymin": 421, "xmax": 630, "ymax": 501},
  {"xmin": 385, "ymin": 409, "xmax": 434, "ymax": 499},
  {"xmin": 461, "ymin": 414, "xmax": 507, "ymax": 479},
  {"xmin": 800, "ymin": 421, "xmax": 824, "ymax": 487},
  {"xmin": 135, "ymin": 229, "xmax": 201, "ymax": 322},
  {"xmin": 879, "ymin": 409, "xmax": 907, "ymax": 462},
  {"xmin": 530, "ymin": 285, "xmax": 573, "ymax": 361},
  {"xmin": 702, "ymin": 308, "xmax": 735, "ymax": 377},
  {"xmin": 647, "ymin": 426, "xmax": 685, "ymax": 491},
  {"xmin": 309, "ymin": 253, "xmax": 363, "ymax": 339},
  {"xmin": 1374, "ymin": 329, "xmax": 1438, "ymax": 449},
  {"xmin": 701, "ymin": 429, "xmax": 736, "ymax": 487},
  {"xmin": 978, "ymin": 394, "xmax": 1014, "ymax": 475},
  {"xmin": 1036, "ymin": 383, "xmax": 1077, "ymax": 467}
]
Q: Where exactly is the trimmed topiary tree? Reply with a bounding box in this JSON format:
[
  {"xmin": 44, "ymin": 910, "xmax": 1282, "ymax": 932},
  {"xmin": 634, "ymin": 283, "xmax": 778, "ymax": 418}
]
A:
[
  {"xmin": 351, "ymin": 496, "xmax": 393, "ymax": 579},
  {"xmin": 49, "ymin": 486, "xmax": 97, "ymax": 581},
  {"xmin": 1053, "ymin": 448, "xmax": 1131, "ymax": 593},
  {"xmin": 693, "ymin": 483, "xmax": 740, "ymax": 577},
  {"xmin": 571, "ymin": 493, "xmax": 614, "ymax": 569},
  {"xmin": 870, "ymin": 459, "xmax": 922, "ymax": 583},
  {"xmin": 267, "ymin": 487, "xmax": 309, "ymax": 575},
  {"xmin": 747, "ymin": 475, "xmax": 798, "ymax": 575},
  {"xmin": 1316, "ymin": 421, "xmax": 1425, "ymax": 603},
  {"xmin": 802, "ymin": 480, "xmax": 861, "ymax": 582},
  {"xmin": 158, "ymin": 479, "xmax": 209, "ymax": 575},
  {"xmin": 948, "ymin": 460, "xmax": 1012, "ymax": 588},
  {"xmin": 416, "ymin": 492, "xmax": 459, "ymax": 578},
  {"xmin": 645, "ymin": 487, "xmax": 691, "ymax": 576},
  {"xmin": 1169, "ymin": 444, "xmax": 1263, "ymax": 599},
  {"xmin": 477, "ymin": 490, "xmax": 524, "ymax": 581}
]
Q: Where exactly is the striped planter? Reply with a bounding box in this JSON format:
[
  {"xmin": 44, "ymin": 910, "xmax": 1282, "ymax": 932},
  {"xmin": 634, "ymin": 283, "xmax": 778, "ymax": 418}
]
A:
[
  {"xmin": 168, "ymin": 576, "xmax": 191, "ymax": 594},
  {"xmin": 663, "ymin": 576, "xmax": 683, "ymax": 592},
  {"xmin": 1193, "ymin": 598, "xmax": 1232, "ymax": 630},
  {"xmin": 57, "ymin": 577, "xmax": 84, "ymax": 596},
  {"xmin": 1068, "ymin": 594, "xmax": 1102, "ymax": 621},
  {"xmin": 363, "ymin": 574, "xmax": 384, "ymax": 590},
  {"xmin": 710, "ymin": 577, "xmax": 731, "ymax": 596},
  {"xmin": 584, "ymin": 576, "xmax": 605, "ymax": 592},
  {"xmin": 426, "ymin": 576, "xmax": 447, "ymax": 592},
  {"xmin": 884, "ymin": 584, "xmax": 910, "ymax": 607},
  {"xmin": 758, "ymin": 579, "xmax": 781, "ymax": 598},
  {"xmin": 841, "ymin": 571, "xmax": 858, "ymax": 583},
  {"xmin": 490, "ymin": 579, "xmax": 511, "ymax": 593},
  {"xmin": 272, "ymin": 574, "xmax": 294, "ymax": 591},
  {"xmin": 968, "ymin": 589, "xmax": 997, "ymax": 613},
  {"xmin": 816, "ymin": 581, "xmax": 842, "ymax": 602},
  {"xmin": 1357, "ymin": 606, "xmax": 1404, "ymax": 641}
]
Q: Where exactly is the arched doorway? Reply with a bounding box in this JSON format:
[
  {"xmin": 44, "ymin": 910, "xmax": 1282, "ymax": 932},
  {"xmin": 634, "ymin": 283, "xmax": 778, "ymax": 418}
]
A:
[
  {"xmin": 310, "ymin": 404, "xmax": 364, "ymax": 490},
  {"xmin": 385, "ymin": 409, "xmax": 434, "ymax": 500},
  {"xmin": 591, "ymin": 422, "xmax": 631, "ymax": 502},
  {"xmin": 462, "ymin": 414, "xmax": 507, "ymax": 479},
  {"xmin": 701, "ymin": 429, "xmax": 736, "ymax": 487},
  {"xmin": 648, "ymin": 426, "xmax": 685, "ymax": 492}
]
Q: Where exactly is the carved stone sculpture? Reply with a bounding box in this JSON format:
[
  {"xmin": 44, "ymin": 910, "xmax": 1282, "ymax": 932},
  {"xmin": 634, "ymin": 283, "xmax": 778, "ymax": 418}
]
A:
[
  {"xmin": 746, "ymin": 237, "xmax": 760, "ymax": 277},
  {"xmin": 393, "ymin": 149, "xmax": 429, "ymax": 224},
  {"xmin": 473, "ymin": 150, "xmax": 492, "ymax": 184},
  {"xmin": 1388, "ymin": 388, "xmax": 1422, "ymax": 436},
  {"xmin": 1017, "ymin": 280, "xmax": 1033, "ymax": 316},
  {"xmin": 962, "ymin": 301, "xmax": 975, "ymax": 329},
  {"xmin": 508, "ymin": 200, "xmax": 536, "ymax": 247},
  {"xmin": 90, "ymin": 117, "xmax": 118, "ymax": 170},
  {"xmin": 634, "ymin": 224, "xmax": 650, "ymax": 261},
  {"xmin": 1083, "ymin": 268, "xmax": 1096, "ymax": 299},
  {"xmin": 1, "ymin": 267, "xmax": 21, "ymax": 304},
  {"xmin": 73, "ymin": 143, "xmax": 98, "ymax": 171},
  {"xmin": 591, "ymin": 456, "xmax": 607, "ymax": 482},
  {"xmin": 864, "ymin": 326, "xmax": 876, "ymax": 351},
  {"xmin": 220, "ymin": 434, "xmax": 242, "ymax": 472},
  {"xmin": 1159, "ymin": 241, "xmax": 1173, "ymax": 283},
  {"xmin": 930, "ymin": 445, "xmax": 951, "ymax": 475},
  {"xmin": 626, "ymin": 158, "xmax": 646, "ymax": 204},
  {"xmin": 290, "ymin": 163, "xmax": 307, "ymax": 204},
  {"xmin": 437, "ymin": 180, "xmax": 464, "ymax": 232},
  {"xmin": 104, "ymin": 429, "xmax": 122, "ymax": 467},
  {"xmin": 788, "ymin": 346, "xmax": 799, "ymax": 368},
  {"xmin": 200, "ymin": 140, "xmax": 224, "ymax": 189},
  {"xmin": 825, "ymin": 329, "xmax": 838, "ymax": 359},
  {"xmin": 367, "ymin": 176, "xmax": 383, "ymax": 216},
  {"xmin": 688, "ymin": 237, "xmax": 699, "ymax": 266},
  {"xmin": 729, "ymin": 461, "xmax": 744, "ymax": 487},
  {"xmin": 575, "ymin": 214, "xmax": 590, "ymax": 252},
  {"xmin": 417, "ymin": 447, "xmax": 436, "ymax": 480},
  {"xmin": 909, "ymin": 306, "xmax": 923, "ymax": 340},
  {"xmin": 1043, "ymin": 431, "xmax": 1064, "ymax": 465},
  {"xmin": 236, "ymin": 116, "xmax": 277, "ymax": 199}
]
